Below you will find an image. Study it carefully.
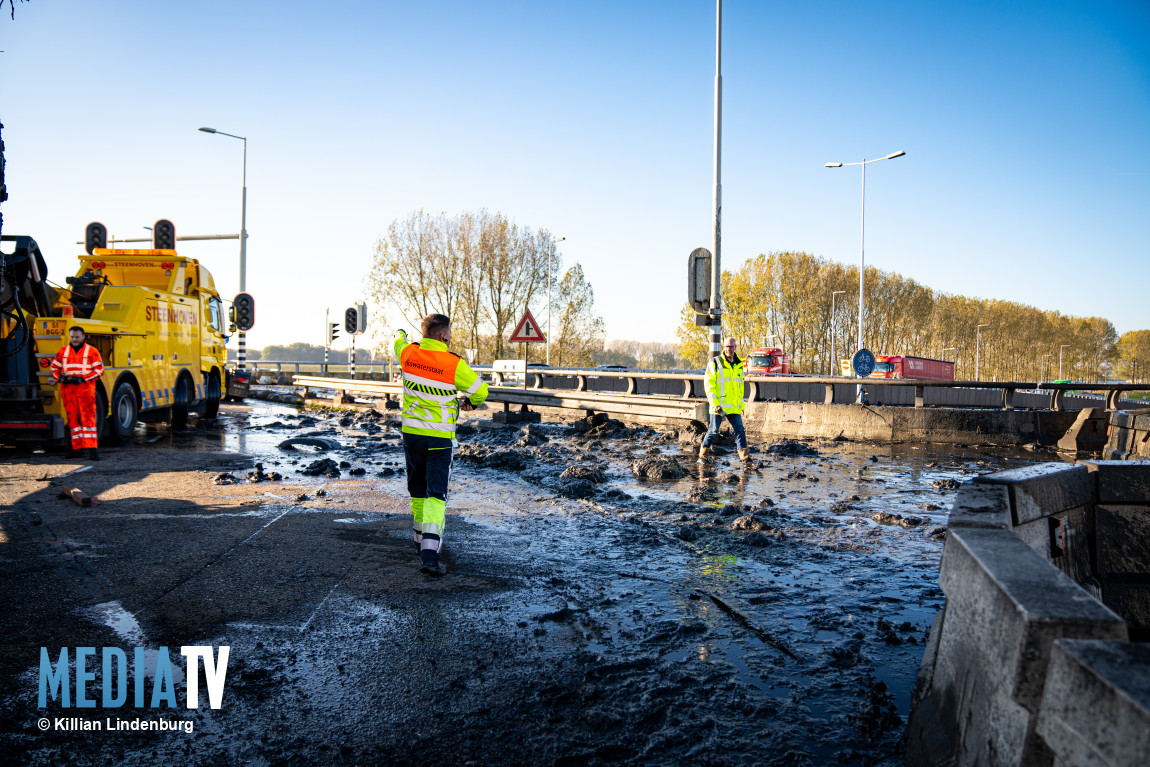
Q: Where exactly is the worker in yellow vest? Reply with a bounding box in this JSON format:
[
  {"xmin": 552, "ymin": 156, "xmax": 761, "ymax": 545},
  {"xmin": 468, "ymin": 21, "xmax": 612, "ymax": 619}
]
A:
[
  {"xmin": 393, "ymin": 314, "xmax": 488, "ymax": 575},
  {"xmin": 698, "ymin": 336, "xmax": 751, "ymax": 465}
]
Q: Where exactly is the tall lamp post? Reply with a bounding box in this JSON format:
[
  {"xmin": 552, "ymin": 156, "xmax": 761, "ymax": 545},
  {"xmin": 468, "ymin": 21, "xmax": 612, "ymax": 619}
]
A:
[
  {"xmin": 199, "ymin": 126, "xmax": 249, "ymax": 369},
  {"xmin": 547, "ymin": 236, "xmax": 565, "ymax": 366},
  {"xmin": 1059, "ymin": 344, "xmax": 1071, "ymax": 380},
  {"xmin": 825, "ymin": 150, "xmax": 905, "ymax": 400},
  {"xmin": 1041, "ymin": 352, "xmax": 1053, "ymax": 382},
  {"xmin": 975, "ymin": 323, "xmax": 990, "ymax": 380},
  {"xmin": 830, "ymin": 290, "xmax": 846, "ymax": 375},
  {"xmin": 941, "ymin": 347, "xmax": 956, "ymax": 361}
]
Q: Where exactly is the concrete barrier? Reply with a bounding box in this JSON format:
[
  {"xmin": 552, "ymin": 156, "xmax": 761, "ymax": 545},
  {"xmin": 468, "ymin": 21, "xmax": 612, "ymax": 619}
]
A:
[
  {"xmin": 1105, "ymin": 410, "xmax": 1150, "ymax": 460},
  {"xmin": 1035, "ymin": 639, "xmax": 1150, "ymax": 767},
  {"xmin": 906, "ymin": 462, "xmax": 1150, "ymax": 766},
  {"xmin": 739, "ymin": 402, "xmax": 1078, "ymax": 445}
]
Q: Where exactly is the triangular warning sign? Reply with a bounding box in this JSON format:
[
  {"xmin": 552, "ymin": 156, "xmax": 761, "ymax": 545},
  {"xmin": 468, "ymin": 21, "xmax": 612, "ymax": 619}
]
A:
[{"xmin": 509, "ymin": 308, "xmax": 546, "ymax": 343}]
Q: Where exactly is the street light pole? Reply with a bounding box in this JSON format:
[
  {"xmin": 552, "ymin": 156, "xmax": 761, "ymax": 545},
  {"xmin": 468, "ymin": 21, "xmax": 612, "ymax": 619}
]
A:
[
  {"xmin": 547, "ymin": 236, "xmax": 565, "ymax": 366},
  {"xmin": 708, "ymin": 0, "xmax": 723, "ymax": 365},
  {"xmin": 199, "ymin": 126, "xmax": 249, "ymax": 369},
  {"xmin": 830, "ymin": 290, "xmax": 846, "ymax": 375},
  {"xmin": 1059, "ymin": 344, "xmax": 1071, "ymax": 380},
  {"xmin": 825, "ymin": 150, "xmax": 905, "ymax": 400},
  {"xmin": 941, "ymin": 347, "xmax": 957, "ymax": 361},
  {"xmin": 975, "ymin": 323, "xmax": 990, "ymax": 380},
  {"xmin": 1041, "ymin": 352, "xmax": 1053, "ymax": 382}
]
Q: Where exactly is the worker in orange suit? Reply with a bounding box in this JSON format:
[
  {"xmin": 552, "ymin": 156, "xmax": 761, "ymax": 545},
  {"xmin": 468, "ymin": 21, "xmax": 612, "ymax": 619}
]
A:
[{"xmin": 48, "ymin": 327, "xmax": 105, "ymax": 460}]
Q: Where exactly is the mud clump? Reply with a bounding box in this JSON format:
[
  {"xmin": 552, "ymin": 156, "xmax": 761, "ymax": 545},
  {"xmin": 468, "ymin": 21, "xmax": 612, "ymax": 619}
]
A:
[
  {"xmin": 687, "ymin": 486, "xmax": 719, "ymax": 504},
  {"xmin": 719, "ymin": 504, "xmax": 742, "ymax": 517},
  {"xmin": 302, "ymin": 458, "xmax": 341, "ymax": 477},
  {"xmin": 571, "ymin": 412, "xmax": 628, "ymax": 438},
  {"xmin": 871, "ymin": 511, "xmax": 925, "ymax": 528},
  {"xmin": 765, "ymin": 440, "xmax": 820, "ymax": 457},
  {"xmin": 557, "ymin": 478, "xmax": 596, "ymax": 499},
  {"xmin": 517, "ymin": 425, "xmax": 550, "ymax": 447},
  {"xmin": 456, "ymin": 444, "xmax": 527, "ymax": 471},
  {"xmin": 743, "ymin": 531, "xmax": 773, "ymax": 547},
  {"xmin": 212, "ymin": 472, "xmax": 239, "ymax": 485},
  {"xmin": 676, "ymin": 525, "xmax": 704, "ymax": 542},
  {"xmin": 730, "ymin": 515, "xmax": 771, "ymax": 532},
  {"xmin": 932, "ymin": 478, "xmax": 960, "ymax": 491},
  {"xmin": 676, "ymin": 420, "xmax": 708, "ymax": 446},
  {"xmin": 246, "ymin": 463, "xmax": 283, "ymax": 483},
  {"xmin": 560, "ymin": 466, "xmax": 607, "ymax": 484},
  {"xmin": 631, "ymin": 456, "xmax": 688, "ymax": 480}
]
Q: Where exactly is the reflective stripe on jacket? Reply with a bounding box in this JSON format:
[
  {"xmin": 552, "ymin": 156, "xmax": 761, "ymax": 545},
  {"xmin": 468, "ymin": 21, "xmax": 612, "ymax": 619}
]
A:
[
  {"xmin": 393, "ymin": 332, "xmax": 488, "ymax": 442},
  {"xmin": 50, "ymin": 343, "xmax": 105, "ymax": 383},
  {"xmin": 705, "ymin": 353, "xmax": 745, "ymax": 414}
]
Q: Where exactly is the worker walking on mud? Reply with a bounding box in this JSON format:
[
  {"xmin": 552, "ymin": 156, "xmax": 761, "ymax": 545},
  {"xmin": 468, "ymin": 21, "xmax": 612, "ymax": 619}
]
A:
[
  {"xmin": 48, "ymin": 327, "xmax": 105, "ymax": 460},
  {"xmin": 699, "ymin": 336, "xmax": 752, "ymax": 466},
  {"xmin": 394, "ymin": 314, "xmax": 488, "ymax": 576}
]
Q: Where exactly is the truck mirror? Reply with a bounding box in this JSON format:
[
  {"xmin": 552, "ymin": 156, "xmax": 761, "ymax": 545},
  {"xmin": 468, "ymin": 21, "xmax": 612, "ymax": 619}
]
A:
[{"xmin": 228, "ymin": 323, "xmax": 237, "ymax": 334}]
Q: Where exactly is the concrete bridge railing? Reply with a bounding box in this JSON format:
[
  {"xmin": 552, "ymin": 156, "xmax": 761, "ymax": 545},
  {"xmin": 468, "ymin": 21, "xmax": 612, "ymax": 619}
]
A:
[{"xmin": 905, "ymin": 461, "xmax": 1150, "ymax": 766}]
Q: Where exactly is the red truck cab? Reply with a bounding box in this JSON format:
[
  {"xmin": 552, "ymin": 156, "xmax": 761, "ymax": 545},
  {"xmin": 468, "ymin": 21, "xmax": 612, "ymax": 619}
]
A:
[{"xmin": 746, "ymin": 347, "xmax": 791, "ymax": 377}]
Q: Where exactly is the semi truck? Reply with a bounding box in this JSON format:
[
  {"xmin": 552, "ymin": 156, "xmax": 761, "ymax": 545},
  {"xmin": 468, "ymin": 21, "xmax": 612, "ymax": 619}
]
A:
[
  {"xmin": 746, "ymin": 347, "xmax": 792, "ymax": 377},
  {"xmin": 840, "ymin": 354, "xmax": 954, "ymax": 380},
  {"xmin": 0, "ymin": 220, "xmax": 237, "ymax": 445}
]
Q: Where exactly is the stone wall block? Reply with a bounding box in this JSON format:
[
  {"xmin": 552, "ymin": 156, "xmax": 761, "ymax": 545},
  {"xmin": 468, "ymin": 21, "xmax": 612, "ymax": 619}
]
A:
[
  {"xmin": 948, "ymin": 481, "xmax": 1012, "ymax": 529},
  {"xmin": 975, "ymin": 464, "xmax": 1093, "ymax": 526},
  {"xmin": 1078, "ymin": 460, "xmax": 1150, "ymax": 504},
  {"xmin": 1036, "ymin": 639, "xmax": 1150, "ymax": 767}
]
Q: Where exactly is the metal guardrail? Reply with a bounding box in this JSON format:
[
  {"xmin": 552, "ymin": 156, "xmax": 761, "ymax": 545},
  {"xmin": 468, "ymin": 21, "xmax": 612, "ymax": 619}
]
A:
[
  {"xmin": 290, "ymin": 375, "xmax": 708, "ymax": 422},
  {"xmin": 274, "ymin": 365, "xmax": 1150, "ymax": 415}
]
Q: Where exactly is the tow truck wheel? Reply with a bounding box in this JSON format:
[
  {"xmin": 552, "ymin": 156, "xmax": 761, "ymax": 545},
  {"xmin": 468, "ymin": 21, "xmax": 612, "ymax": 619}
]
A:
[
  {"xmin": 108, "ymin": 381, "xmax": 139, "ymax": 443},
  {"xmin": 205, "ymin": 372, "xmax": 221, "ymax": 419},
  {"xmin": 95, "ymin": 388, "xmax": 108, "ymax": 444},
  {"xmin": 171, "ymin": 375, "xmax": 191, "ymax": 430}
]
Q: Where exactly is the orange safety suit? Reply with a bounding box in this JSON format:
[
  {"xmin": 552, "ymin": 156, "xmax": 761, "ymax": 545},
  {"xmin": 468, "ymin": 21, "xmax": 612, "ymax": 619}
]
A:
[{"xmin": 50, "ymin": 343, "xmax": 105, "ymax": 450}]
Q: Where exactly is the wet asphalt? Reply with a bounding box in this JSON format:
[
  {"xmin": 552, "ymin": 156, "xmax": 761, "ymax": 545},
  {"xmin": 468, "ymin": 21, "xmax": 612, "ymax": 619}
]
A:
[{"xmin": 0, "ymin": 400, "xmax": 1061, "ymax": 766}]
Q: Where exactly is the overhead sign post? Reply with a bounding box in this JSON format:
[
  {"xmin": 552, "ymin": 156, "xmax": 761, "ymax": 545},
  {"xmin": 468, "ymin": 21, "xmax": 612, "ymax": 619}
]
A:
[{"xmin": 509, "ymin": 308, "xmax": 546, "ymax": 390}]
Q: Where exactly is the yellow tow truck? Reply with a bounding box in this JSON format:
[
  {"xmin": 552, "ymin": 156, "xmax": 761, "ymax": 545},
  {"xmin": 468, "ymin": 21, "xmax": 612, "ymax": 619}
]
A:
[{"xmin": 0, "ymin": 220, "xmax": 238, "ymax": 444}]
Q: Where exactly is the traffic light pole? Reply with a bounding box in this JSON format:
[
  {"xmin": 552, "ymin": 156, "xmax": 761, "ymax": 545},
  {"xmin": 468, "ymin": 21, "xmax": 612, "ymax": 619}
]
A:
[
  {"xmin": 349, "ymin": 334, "xmax": 356, "ymax": 379},
  {"xmin": 324, "ymin": 308, "xmax": 329, "ymax": 374}
]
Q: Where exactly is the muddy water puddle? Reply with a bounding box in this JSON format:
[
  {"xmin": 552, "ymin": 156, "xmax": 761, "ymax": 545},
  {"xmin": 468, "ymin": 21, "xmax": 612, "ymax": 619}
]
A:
[{"xmin": 103, "ymin": 401, "xmax": 1065, "ymax": 763}]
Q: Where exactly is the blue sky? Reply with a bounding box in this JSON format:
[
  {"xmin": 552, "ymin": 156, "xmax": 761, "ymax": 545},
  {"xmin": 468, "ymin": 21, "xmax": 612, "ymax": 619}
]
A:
[{"xmin": 2, "ymin": 1, "xmax": 1147, "ymax": 352}]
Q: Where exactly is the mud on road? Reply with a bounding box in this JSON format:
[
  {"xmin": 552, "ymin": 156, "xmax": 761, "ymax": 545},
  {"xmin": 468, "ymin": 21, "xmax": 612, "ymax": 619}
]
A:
[{"xmin": 0, "ymin": 402, "xmax": 1058, "ymax": 766}]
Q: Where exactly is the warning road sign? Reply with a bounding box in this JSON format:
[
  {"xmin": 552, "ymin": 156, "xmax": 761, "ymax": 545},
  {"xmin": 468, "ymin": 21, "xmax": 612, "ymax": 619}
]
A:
[{"xmin": 509, "ymin": 309, "xmax": 546, "ymax": 343}]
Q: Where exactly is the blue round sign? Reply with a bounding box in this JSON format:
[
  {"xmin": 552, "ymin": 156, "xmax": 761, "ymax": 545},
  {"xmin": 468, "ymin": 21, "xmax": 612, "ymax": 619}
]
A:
[{"xmin": 852, "ymin": 348, "xmax": 875, "ymax": 377}]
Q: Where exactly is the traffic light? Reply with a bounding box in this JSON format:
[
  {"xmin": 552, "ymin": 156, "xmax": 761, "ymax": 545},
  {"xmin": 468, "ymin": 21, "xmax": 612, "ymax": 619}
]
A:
[
  {"xmin": 354, "ymin": 301, "xmax": 367, "ymax": 333},
  {"xmin": 85, "ymin": 222, "xmax": 108, "ymax": 255},
  {"xmin": 327, "ymin": 323, "xmax": 339, "ymax": 345},
  {"xmin": 344, "ymin": 307, "xmax": 358, "ymax": 335},
  {"xmin": 233, "ymin": 292, "xmax": 255, "ymax": 331},
  {"xmin": 152, "ymin": 219, "xmax": 176, "ymax": 250}
]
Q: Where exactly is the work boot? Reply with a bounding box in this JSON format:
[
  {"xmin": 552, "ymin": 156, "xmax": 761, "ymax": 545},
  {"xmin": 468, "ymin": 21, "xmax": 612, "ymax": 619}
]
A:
[
  {"xmin": 738, "ymin": 448, "xmax": 753, "ymax": 466},
  {"xmin": 697, "ymin": 446, "xmax": 711, "ymax": 463},
  {"xmin": 420, "ymin": 559, "xmax": 447, "ymax": 576},
  {"xmin": 87, "ymin": 448, "xmax": 101, "ymax": 461}
]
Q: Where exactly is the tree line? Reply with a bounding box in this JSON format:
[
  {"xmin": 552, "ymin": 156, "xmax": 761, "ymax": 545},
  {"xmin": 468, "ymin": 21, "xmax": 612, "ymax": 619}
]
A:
[
  {"xmin": 677, "ymin": 251, "xmax": 1143, "ymax": 383},
  {"xmin": 365, "ymin": 210, "xmax": 605, "ymax": 366}
]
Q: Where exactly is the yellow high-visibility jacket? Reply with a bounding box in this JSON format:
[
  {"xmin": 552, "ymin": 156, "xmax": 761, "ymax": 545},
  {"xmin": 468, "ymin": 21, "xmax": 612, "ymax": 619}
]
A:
[
  {"xmin": 705, "ymin": 353, "xmax": 745, "ymax": 415},
  {"xmin": 393, "ymin": 331, "xmax": 488, "ymax": 443}
]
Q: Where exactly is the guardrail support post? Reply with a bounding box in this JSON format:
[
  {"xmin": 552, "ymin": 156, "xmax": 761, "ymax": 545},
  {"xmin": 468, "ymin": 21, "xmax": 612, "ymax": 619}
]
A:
[
  {"xmin": 626, "ymin": 377, "xmax": 637, "ymax": 395},
  {"xmin": 914, "ymin": 385, "xmax": 924, "ymax": 409},
  {"xmin": 1002, "ymin": 387, "xmax": 1015, "ymax": 411},
  {"xmin": 824, "ymin": 383, "xmax": 835, "ymax": 405},
  {"xmin": 1052, "ymin": 390, "xmax": 1065, "ymax": 412},
  {"xmin": 577, "ymin": 375, "xmax": 587, "ymax": 393}
]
